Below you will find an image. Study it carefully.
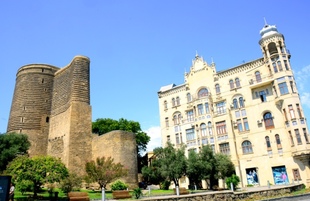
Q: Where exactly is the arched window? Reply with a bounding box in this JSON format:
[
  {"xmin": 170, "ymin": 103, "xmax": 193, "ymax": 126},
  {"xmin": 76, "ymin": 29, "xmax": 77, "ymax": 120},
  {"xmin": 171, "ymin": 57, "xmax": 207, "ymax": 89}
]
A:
[
  {"xmin": 198, "ymin": 88, "xmax": 208, "ymax": 98},
  {"xmin": 164, "ymin": 101, "xmax": 168, "ymax": 109},
  {"xmin": 264, "ymin": 112, "xmax": 274, "ymax": 129},
  {"xmin": 208, "ymin": 121, "xmax": 213, "ymax": 136},
  {"xmin": 235, "ymin": 78, "xmax": 240, "ymax": 88},
  {"xmin": 176, "ymin": 97, "xmax": 180, "ymax": 106},
  {"xmin": 229, "ymin": 80, "xmax": 234, "ymax": 89},
  {"xmin": 178, "ymin": 113, "xmax": 182, "ymax": 124},
  {"xmin": 275, "ymin": 134, "xmax": 282, "ymax": 149},
  {"xmin": 242, "ymin": 140, "xmax": 253, "ymax": 154},
  {"xmin": 173, "ymin": 115, "xmax": 178, "ymax": 125},
  {"xmin": 265, "ymin": 136, "xmax": 271, "ymax": 150},
  {"xmin": 172, "ymin": 98, "xmax": 175, "ymax": 107},
  {"xmin": 187, "ymin": 93, "xmax": 192, "ymax": 102},
  {"xmin": 255, "ymin": 71, "xmax": 262, "ymax": 83},
  {"xmin": 239, "ymin": 97, "xmax": 244, "ymax": 108},
  {"xmin": 201, "ymin": 123, "xmax": 207, "ymax": 136},
  {"xmin": 215, "ymin": 84, "xmax": 220, "ymax": 94},
  {"xmin": 233, "ymin": 99, "xmax": 238, "ymax": 109}
]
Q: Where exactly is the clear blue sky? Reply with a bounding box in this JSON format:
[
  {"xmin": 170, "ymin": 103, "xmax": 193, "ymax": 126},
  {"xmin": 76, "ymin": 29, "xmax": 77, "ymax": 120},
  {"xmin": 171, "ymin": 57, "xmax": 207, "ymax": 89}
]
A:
[{"xmin": 1, "ymin": 1, "xmax": 310, "ymax": 151}]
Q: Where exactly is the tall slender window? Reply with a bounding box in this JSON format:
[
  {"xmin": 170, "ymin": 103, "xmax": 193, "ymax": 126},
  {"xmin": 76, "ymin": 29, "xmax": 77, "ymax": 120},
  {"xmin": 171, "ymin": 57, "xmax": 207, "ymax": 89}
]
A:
[
  {"xmin": 284, "ymin": 60, "xmax": 289, "ymax": 70},
  {"xmin": 275, "ymin": 134, "xmax": 282, "ymax": 148},
  {"xmin": 243, "ymin": 118, "xmax": 249, "ymax": 131},
  {"xmin": 176, "ymin": 97, "xmax": 180, "ymax": 106},
  {"xmin": 229, "ymin": 80, "xmax": 234, "ymax": 89},
  {"xmin": 289, "ymin": 131, "xmax": 294, "ymax": 146},
  {"xmin": 233, "ymin": 99, "xmax": 238, "ymax": 109},
  {"xmin": 265, "ymin": 136, "xmax": 271, "ymax": 150},
  {"xmin": 201, "ymin": 123, "xmax": 207, "ymax": 136},
  {"xmin": 303, "ymin": 128, "xmax": 309, "ymax": 143},
  {"xmin": 296, "ymin": 104, "xmax": 302, "ymax": 118},
  {"xmin": 216, "ymin": 101, "xmax": 226, "ymax": 114},
  {"xmin": 208, "ymin": 121, "xmax": 213, "ymax": 136},
  {"xmin": 283, "ymin": 109, "xmax": 288, "ymax": 121},
  {"xmin": 197, "ymin": 104, "xmax": 204, "ymax": 115},
  {"xmin": 239, "ymin": 97, "xmax": 244, "ymax": 108},
  {"xmin": 290, "ymin": 81, "xmax": 296, "ymax": 93},
  {"xmin": 186, "ymin": 128, "xmax": 195, "ymax": 141},
  {"xmin": 178, "ymin": 114, "xmax": 182, "ymax": 124},
  {"xmin": 187, "ymin": 110, "xmax": 194, "ymax": 122},
  {"xmin": 165, "ymin": 117, "xmax": 169, "ymax": 127},
  {"xmin": 164, "ymin": 101, "xmax": 168, "ymax": 109},
  {"xmin": 205, "ymin": 103, "xmax": 210, "ymax": 113},
  {"xmin": 215, "ymin": 84, "xmax": 220, "ymax": 94},
  {"xmin": 173, "ymin": 115, "xmax": 178, "ymax": 125},
  {"xmin": 255, "ymin": 71, "xmax": 261, "ymax": 82},
  {"xmin": 277, "ymin": 61, "xmax": 283, "ymax": 71},
  {"xmin": 187, "ymin": 93, "xmax": 191, "ymax": 102},
  {"xmin": 172, "ymin": 98, "xmax": 175, "ymax": 107},
  {"xmin": 235, "ymin": 78, "xmax": 240, "ymax": 88},
  {"xmin": 216, "ymin": 121, "xmax": 227, "ymax": 135},
  {"xmin": 279, "ymin": 82, "xmax": 289, "ymax": 95},
  {"xmin": 237, "ymin": 119, "xmax": 243, "ymax": 132},
  {"xmin": 295, "ymin": 129, "xmax": 302, "ymax": 144},
  {"xmin": 176, "ymin": 134, "xmax": 180, "ymax": 144},
  {"xmin": 289, "ymin": 105, "xmax": 295, "ymax": 119},
  {"xmin": 264, "ymin": 112, "xmax": 274, "ymax": 129},
  {"xmin": 259, "ymin": 90, "xmax": 267, "ymax": 102}
]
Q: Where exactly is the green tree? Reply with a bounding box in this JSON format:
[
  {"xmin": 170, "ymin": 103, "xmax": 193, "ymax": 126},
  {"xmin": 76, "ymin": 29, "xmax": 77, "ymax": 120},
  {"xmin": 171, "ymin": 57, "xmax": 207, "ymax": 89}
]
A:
[
  {"xmin": 92, "ymin": 118, "xmax": 150, "ymax": 157},
  {"xmin": 85, "ymin": 156, "xmax": 128, "ymax": 189},
  {"xmin": 141, "ymin": 158, "xmax": 166, "ymax": 189},
  {"xmin": 153, "ymin": 143, "xmax": 187, "ymax": 187},
  {"xmin": 186, "ymin": 150, "xmax": 204, "ymax": 189},
  {"xmin": 214, "ymin": 153, "xmax": 235, "ymax": 186},
  {"xmin": 225, "ymin": 174, "xmax": 240, "ymax": 190},
  {"xmin": 199, "ymin": 145, "xmax": 218, "ymax": 190},
  {"xmin": 60, "ymin": 172, "xmax": 82, "ymax": 194},
  {"xmin": 6, "ymin": 155, "xmax": 68, "ymax": 197},
  {"xmin": 0, "ymin": 132, "xmax": 30, "ymax": 172}
]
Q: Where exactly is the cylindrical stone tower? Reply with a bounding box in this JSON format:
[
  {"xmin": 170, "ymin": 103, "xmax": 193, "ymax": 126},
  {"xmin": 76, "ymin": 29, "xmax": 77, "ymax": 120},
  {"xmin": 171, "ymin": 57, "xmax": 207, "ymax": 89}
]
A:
[{"xmin": 7, "ymin": 64, "xmax": 59, "ymax": 156}]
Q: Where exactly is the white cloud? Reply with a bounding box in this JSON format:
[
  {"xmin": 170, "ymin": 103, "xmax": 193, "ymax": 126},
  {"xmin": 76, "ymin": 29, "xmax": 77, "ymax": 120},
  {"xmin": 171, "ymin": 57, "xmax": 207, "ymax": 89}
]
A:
[
  {"xmin": 300, "ymin": 92, "xmax": 310, "ymax": 109},
  {"xmin": 294, "ymin": 65, "xmax": 310, "ymax": 92},
  {"xmin": 144, "ymin": 126, "xmax": 162, "ymax": 152}
]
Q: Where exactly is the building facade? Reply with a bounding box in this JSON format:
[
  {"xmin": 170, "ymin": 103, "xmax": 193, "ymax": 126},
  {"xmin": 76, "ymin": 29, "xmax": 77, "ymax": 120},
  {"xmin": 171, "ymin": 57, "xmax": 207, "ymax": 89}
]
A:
[
  {"xmin": 7, "ymin": 56, "xmax": 138, "ymax": 188},
  {"xmin": 158, "ymin": 24, "xmax": 310, "ymax": 188}
]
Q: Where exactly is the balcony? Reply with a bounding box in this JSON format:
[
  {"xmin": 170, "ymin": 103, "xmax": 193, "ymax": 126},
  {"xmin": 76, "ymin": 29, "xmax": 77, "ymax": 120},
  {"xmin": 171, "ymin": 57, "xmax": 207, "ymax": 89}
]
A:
[{"xmin": 249, "ymin": 74, "xmax": 274, "ymax": 89}]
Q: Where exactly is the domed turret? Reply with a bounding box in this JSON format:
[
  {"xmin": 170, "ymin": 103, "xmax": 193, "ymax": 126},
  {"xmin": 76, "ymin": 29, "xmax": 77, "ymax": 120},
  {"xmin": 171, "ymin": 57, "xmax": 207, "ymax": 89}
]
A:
[{"xmin": 260, "ymin": 24, "xmax": 279, "ymax": 39}]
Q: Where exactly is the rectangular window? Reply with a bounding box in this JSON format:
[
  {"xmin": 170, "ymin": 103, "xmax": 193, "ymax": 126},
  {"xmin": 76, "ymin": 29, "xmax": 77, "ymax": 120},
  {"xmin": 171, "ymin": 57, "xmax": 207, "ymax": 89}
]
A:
[
  {"xmin": 201, "ymin": 138, "xmax": 208, "ymax": 145},
  {"xmin": 289, "ymin": 105, "xmax": 295, "ymax": 119},
  {"xmin": 186, "ymin": 128, "xmax": 195, "ymax": 141},
  {"xmin": 296, "ymin": 104, "xmax": 302, "ymax": 118},
  {"xmin": 216, "ymin": 121, "xmax": 227, "ymax": 135},
  {"xmin": 187, "ymin": 110, "xmax": 194, "ymax": 122},
  {"xmin": 167, "ymin": 135, "xmax": 170, "ymax": 142},
  {"xmin": 290, "ymin": 81, "xmax": 296, "ymax": 93},
  {"xmin": 197, "ymin": 104, "xmax": 204, "ymax": 115},
  {"xmin": 219, "ymin": 143, "xmax": 230, "ymax": 155},
  {"xmin": 284, "ymin": 60, "xmax": 289, "ymax": 70},
  {"xmin": 243, "ymin": 118, "xmax": 249, "ymax": 131},
  {"xmin": 176, "ymin": 134, "xmax": 180, "ymax": 144},
  {"xmin": 295, "ymin": 129, "xmax": 302, "ymax": 144},
  {"xmin": 235, "ymin": 111, "xmax": 240, "ymax": 118},
  {"xmin": 210, "ymin": 137, "xmax": 214, "ymax": 144},
  {"xmin": 241, "ymin": 109, "xmax": 247, "ymax": 117},
  {"xmin": 205, "ymin": 103, "xmax": 210, "ymax": 113},
  {"xmin": 303, "ymin": 128, "xmax": 309, "ymax": 143},
  {"xmin": 165, "ymin": 117, "xmax": 169, "ymax": 127},
  {"xmin": 289, "ymin": 131, "xmax": 294, "ymax": 146},
  {"xmin": 237, "ymin": 119, "xmax": 243, "ymax": 132},
  {"xmin": 292, "ymin": 169, "xmax": 301, "ymax": 181},
  {"xmin": 216, "ymin": 101, "xmax": 226, "ymax": 115},
  {"xmin": 279, "ymin": 82, "xmax": 289, "ymax": 95}
]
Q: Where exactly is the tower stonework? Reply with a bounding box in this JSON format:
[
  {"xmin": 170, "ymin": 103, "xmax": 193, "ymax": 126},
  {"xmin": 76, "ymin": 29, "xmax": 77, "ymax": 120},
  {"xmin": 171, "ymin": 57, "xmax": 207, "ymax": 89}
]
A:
[{"xmin": 7, "ymin": 56, "xmax": 138, "ymax": 185}]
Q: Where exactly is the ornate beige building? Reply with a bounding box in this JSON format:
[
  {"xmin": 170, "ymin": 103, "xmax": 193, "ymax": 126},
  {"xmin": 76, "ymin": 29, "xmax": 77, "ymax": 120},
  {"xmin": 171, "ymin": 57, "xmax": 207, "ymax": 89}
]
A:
[{"xmin": 158, "ymin": 24, "xmax": 310, "ymax": 187}]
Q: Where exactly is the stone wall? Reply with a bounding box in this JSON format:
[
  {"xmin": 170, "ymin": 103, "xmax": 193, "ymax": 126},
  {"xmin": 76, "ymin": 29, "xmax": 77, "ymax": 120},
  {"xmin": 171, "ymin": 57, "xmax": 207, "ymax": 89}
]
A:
[
  {"xmin": 92, "ymin": 130, "xmax": 138, "ymax": 188},
  {"xmin": 140, "ymin": 184, "xmax": 305, "ymax": 201}
]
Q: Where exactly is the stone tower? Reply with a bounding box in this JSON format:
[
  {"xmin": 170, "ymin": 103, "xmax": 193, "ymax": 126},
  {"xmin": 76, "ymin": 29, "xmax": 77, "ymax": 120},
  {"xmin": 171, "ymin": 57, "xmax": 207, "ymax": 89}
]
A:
[{"xmin": 7, "ymin": 63, "xmax": 59, "ymax": 156}]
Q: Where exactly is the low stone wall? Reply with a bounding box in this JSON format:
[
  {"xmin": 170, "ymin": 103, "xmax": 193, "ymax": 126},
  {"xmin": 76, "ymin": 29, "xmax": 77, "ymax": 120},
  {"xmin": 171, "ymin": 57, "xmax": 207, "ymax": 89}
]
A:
[{"xmin": 140, "ymin": 184, "xmax": 305, "ymax": 201}]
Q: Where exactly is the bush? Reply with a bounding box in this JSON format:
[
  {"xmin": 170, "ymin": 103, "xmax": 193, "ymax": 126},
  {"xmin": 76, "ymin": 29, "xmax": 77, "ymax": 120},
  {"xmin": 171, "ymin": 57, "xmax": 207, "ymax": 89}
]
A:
[
  {"xmin": 225, "ymin": 174, "xmax": 240, "ymax": 190},
  {"xmin": 111, "ymin": 180, "xmax": 128, "ymax": 191},
  {"xmin": 16, "ymin": 180, "xmax": 33, "ymax": 195},
  {"xmin": 133, "ymin": 188, "xmax": 142, "ymax": 199},
  {"xmin": 159, "ymin": 180, "xmax": 170, "ymax": 190},
  {"xmin": 60, "ymin": 172, "xmax": 82, "ymax": 193}
]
